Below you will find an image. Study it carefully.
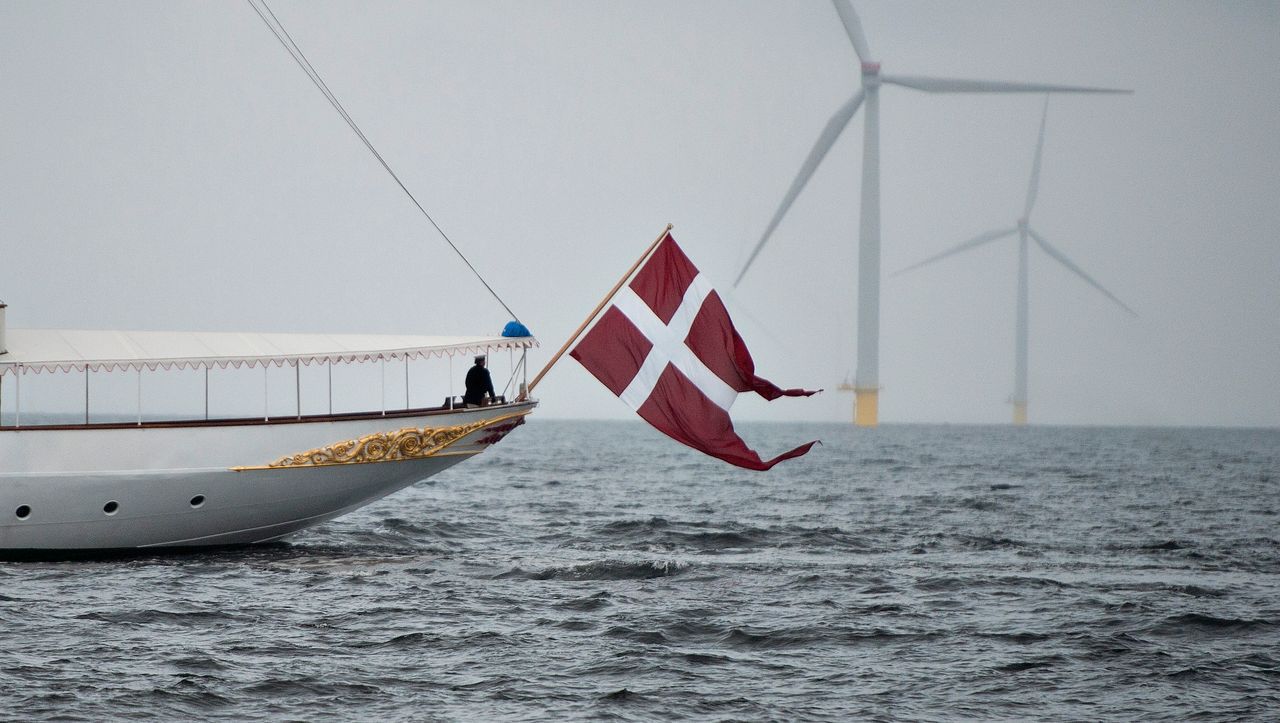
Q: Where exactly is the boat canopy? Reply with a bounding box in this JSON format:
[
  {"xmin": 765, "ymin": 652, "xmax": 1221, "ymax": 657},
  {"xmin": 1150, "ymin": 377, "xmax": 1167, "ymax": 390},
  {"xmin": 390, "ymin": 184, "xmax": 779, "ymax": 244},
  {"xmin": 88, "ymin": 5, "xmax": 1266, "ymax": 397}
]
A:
[{"xmin": 0, "ymin": 329, "xmax": 537, "ymax": 376}]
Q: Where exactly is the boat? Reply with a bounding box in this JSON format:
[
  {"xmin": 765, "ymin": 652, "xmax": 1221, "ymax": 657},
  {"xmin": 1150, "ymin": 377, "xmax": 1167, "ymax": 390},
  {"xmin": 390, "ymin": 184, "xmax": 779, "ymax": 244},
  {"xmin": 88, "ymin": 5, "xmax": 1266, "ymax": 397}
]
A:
[
  {"xmin": 0, "ymin": 314, "xmax": 536, "ymax": 551},
  {"xmin": 0, "ymin": 5, "xmax": 542, "ymax": 553}
]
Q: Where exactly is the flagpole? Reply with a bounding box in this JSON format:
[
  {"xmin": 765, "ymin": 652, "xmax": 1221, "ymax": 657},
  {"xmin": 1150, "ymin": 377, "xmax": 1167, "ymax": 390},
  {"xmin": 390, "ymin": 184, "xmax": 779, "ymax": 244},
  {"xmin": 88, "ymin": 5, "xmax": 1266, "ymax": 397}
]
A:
[{"xmin": 524, "ymin": 223, "xmax": 673, "ymax": 395}]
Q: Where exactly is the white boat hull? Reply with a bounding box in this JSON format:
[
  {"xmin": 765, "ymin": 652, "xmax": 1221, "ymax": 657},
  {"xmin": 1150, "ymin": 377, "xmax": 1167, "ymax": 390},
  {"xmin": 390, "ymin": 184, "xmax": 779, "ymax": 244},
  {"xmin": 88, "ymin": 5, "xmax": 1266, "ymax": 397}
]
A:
[{"xmin": 0, "ymin": 401, "xmax": 534, "ymax": 551}]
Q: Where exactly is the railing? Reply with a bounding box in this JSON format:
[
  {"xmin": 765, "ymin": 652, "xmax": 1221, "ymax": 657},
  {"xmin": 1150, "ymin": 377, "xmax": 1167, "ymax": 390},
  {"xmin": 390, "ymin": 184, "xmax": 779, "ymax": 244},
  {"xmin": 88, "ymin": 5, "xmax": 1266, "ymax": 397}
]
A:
[
  {"xmin": 0, "ymin": 349, "xmax": 529, "ymax": 431},
  {"xmin": 0, "ymin": 397, "xmax": 526, "ymax": 432},
  {"xmin": 442, "ymin": 394, "xmax": 508, "ymax": 410}
]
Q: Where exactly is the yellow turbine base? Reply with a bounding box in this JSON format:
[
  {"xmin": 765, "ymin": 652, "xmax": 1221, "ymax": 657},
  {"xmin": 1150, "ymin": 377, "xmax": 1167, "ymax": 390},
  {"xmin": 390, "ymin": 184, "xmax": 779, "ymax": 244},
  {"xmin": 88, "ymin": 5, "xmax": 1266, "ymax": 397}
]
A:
[
  {"xmin": 1013, "ymin": 402, "xmax": 1027, "ymax": 426},
  {"xmin": 854, "ymin": 388, "xmax": 879, "ymax": 427}
]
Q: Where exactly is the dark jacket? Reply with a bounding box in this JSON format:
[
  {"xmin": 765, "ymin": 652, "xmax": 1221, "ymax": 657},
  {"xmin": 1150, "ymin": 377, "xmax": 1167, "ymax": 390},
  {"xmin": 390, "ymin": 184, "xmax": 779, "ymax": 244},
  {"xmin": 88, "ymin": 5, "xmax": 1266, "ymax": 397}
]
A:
[{"xmin": 463, "ymin": 363, "xmax": 495, "ymax": 405}]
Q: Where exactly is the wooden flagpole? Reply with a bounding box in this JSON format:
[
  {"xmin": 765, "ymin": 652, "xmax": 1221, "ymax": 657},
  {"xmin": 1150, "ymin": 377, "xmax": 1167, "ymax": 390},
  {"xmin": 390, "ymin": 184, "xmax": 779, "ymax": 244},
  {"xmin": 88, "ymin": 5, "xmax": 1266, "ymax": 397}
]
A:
[{"xmin": 524, "ymin": 223, "xmax": 673, "ymax": 395}]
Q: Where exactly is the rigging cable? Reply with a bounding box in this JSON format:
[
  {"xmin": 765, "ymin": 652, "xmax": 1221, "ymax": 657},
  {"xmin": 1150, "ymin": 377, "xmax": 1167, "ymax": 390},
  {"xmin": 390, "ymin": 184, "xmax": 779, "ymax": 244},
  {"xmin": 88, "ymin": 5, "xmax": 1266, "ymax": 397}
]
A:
[{"xmin": 245, "ymin": 0, "xmax": 521, "ymax": 322}]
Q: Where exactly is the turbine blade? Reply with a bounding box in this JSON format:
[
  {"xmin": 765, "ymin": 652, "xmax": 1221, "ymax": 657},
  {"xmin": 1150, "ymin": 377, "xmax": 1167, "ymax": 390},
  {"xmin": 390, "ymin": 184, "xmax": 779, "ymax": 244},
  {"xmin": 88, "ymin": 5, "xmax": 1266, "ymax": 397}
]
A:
[
  {"xmin": 735, "ymin": 90, "xmax": 865, "ymax": 286},
  {"xmin": 1028, "ymin": 228, "xmax": 1137, "ymax": 316},
  {"xmin": 1024, "ymin": 96, "xmax": 1049, "ymax": 220},
  {"xmin": 882, "ymin": 74, "xmax": 1133, "ymax": 94},
  {"xmin": 830, "ymin": 0, "xmax": 871, "ymax": 63},
  {"xmin": 891, "ymin": 227, "xmax": 1018, "ymax": 277}
]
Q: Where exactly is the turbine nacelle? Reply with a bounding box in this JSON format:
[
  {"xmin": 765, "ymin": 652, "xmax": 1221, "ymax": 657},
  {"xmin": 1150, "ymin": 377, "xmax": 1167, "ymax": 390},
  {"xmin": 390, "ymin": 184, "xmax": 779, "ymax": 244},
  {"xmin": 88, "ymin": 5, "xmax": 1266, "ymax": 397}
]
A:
[{"xmin": 861, "ymin": 61, "xmax": 882, "ymax": 88}]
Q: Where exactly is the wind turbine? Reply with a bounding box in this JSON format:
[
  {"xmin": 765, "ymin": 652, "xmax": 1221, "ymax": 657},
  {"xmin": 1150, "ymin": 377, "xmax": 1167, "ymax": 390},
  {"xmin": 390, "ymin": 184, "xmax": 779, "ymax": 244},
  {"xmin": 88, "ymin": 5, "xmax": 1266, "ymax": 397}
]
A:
[
  {"xmin": 733, "ymin": 0, "xmax": 1130, "ymax": 427},
  {"xmin": 894, "ymin": 97, "xmax": 1136, "ymax": 425}
]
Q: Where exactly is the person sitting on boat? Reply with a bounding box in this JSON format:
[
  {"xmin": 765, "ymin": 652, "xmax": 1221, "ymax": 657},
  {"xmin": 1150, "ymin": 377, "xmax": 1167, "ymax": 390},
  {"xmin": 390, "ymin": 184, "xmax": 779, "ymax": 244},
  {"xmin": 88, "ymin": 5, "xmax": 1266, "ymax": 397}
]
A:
[{"xmin": 463, "ymin": 355, "xmax": 496, "ymax": 406}]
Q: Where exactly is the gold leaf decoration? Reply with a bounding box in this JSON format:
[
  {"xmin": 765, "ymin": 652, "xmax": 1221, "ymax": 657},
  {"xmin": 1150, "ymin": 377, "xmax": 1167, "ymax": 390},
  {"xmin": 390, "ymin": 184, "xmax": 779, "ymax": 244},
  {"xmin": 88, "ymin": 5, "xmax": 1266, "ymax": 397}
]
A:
[{"xmin": 233, "ymin": 411, "xmax": 529, "ymax": 471}]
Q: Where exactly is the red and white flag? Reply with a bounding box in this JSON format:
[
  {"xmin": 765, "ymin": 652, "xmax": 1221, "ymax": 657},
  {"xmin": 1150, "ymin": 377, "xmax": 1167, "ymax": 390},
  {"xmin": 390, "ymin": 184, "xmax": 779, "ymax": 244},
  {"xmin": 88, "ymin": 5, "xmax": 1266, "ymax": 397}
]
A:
[{"xmin": 570, "ymin": 232, "xmax": 818, "ymax": 470}]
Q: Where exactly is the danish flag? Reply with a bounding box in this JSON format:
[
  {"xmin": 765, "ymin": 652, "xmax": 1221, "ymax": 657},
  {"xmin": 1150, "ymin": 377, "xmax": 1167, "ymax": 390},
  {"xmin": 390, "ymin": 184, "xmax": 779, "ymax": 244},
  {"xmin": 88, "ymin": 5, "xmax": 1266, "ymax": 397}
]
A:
[{"xmin": 571, "ymin": 232, "xmax": 818, "ymax": 470}]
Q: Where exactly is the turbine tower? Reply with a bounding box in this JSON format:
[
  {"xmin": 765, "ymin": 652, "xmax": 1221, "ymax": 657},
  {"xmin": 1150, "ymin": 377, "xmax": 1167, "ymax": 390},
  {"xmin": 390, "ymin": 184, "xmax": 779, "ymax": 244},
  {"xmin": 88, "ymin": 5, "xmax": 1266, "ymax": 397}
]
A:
[
  {"xmin": 895, "ymin": 97, "xmax": 1136, "ymax": 425},
  {"xmin": 733, "ymin": 0, "xmax": 1130, "ymax": 427}
]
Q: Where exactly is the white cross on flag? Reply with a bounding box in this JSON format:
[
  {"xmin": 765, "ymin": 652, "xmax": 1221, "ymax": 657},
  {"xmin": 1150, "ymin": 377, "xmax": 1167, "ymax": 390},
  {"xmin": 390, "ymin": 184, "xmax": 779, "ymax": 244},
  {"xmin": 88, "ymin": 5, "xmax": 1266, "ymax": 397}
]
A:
[{"xmin": 570, "ymin": 232, "xmax": 818, "ymax": 470}]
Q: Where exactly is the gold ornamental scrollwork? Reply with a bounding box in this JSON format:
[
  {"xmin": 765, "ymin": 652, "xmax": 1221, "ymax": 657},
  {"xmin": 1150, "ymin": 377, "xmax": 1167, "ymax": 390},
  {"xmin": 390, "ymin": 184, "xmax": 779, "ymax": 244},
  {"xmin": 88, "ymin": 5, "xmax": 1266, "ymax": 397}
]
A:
[{"xmin": 232, "ymin": 411, "xmax": 528, "ymax": 471}]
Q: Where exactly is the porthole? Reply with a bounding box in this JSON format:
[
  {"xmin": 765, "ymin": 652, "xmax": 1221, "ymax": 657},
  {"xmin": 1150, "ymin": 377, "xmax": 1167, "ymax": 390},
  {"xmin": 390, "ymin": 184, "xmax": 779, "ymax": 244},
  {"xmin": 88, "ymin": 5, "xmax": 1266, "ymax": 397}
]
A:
[
  {"xmin": 104, "ymin": 500, "xmax": 119, "ymax": 515},
  {"xmin": 190, "ymin": 495, "xmax": 206, "ymax": 508},
  {"xmin": 15, "ymin": 505, "xmax": 31, "ymax": 520}
]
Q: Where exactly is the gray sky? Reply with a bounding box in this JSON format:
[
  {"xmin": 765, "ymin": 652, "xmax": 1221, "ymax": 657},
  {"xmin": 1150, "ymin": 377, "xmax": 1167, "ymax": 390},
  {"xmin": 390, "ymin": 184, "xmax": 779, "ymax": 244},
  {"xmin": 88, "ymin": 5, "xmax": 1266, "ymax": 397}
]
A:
[{"xmin": 2, "ymin": 1, "xmax": 1277, "ymax": 427}]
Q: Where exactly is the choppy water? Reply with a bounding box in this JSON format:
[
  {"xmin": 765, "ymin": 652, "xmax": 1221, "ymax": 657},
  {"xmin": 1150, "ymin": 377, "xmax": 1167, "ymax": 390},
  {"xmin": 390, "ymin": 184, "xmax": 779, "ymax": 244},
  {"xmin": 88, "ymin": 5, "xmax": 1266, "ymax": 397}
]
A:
[{"xmin": 2, "ymin": 421, "xmax": 1278, "ymax": 720}]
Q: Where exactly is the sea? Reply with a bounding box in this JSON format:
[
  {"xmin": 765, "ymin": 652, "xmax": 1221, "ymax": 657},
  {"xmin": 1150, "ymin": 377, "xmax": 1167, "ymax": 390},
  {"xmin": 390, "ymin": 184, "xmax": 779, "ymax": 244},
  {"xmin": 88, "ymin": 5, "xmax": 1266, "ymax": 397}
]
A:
[{"xmin": 2, "ymin": 420, "xmax": 1278, "ymax": 721}]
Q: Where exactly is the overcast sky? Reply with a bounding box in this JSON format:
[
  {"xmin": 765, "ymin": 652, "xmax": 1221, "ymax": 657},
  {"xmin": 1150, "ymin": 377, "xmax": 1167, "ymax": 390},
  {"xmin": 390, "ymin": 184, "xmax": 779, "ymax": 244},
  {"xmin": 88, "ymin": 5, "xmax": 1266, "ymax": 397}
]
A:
[{"xmin": 2, "ymin": 1, "xmax": 1277, "ymax": 427}]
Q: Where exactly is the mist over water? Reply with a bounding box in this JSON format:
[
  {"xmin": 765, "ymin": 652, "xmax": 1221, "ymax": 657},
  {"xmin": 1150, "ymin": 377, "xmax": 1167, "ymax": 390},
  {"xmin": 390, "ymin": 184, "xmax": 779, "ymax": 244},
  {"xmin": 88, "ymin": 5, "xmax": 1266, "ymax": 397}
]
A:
[{"xmin": 3, "ymin": 420, "xmax": 1278, "ymax": 720}]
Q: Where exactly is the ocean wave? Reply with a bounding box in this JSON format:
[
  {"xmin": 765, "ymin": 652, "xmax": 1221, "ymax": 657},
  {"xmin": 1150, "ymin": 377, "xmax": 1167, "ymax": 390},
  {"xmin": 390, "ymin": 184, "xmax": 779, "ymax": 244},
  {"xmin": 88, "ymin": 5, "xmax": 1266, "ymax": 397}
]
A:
[
  {"xmin": 598, "ymin": 687, "xmax": 642, "ymax": 702},
  {"xmin": 1135, "ymin": 539, "xmax": 1195, "ymax": 551},
  {"xmin": 717, "ymin": 625, "xmax": 939, "ymax": 650},
  {"xmin": 719, "ymin": 626, "xmax": 823, "ymax": 649},
  {"xmin": 680, "ymin": 651, "xmax": 733, "ymax": 666},
  {"xmin": 665, "ymin": 529, "xmax": 765, "ymax": 551},
  {"xmin": 494, "ymin": 559, "xmax": 690, "ymax": 581},
  {"xmin": 1099, "ymin": 581, "xmax": 1227, "ymax": 598},
  {"xmin": 446, "ymin": 675, "xmax": 526, "ymax": 692},
  {"xmin": 592, "ymin": 518, "xmax": 871, "ymax": 553},
  {"xmin": 352, "ymin": 631, "xmax": 441, "ymax": 649},
  {"xmin": 994, "ymin": 655, "xmax": 1066, "ymax": 672},
  {"xmin": 73, "ymin": 609, "xmax": 242, "ymax": 626},
  {"xmin": 596, "ymin": 518, "xmax": 765, "ymax": 550},
  {"xmin": 599, "ymin": 517, "xmax": 670, "ymax": 532},
  {"xmin": 554, "ymin": 591, "xmax": 613, "ymax": 611},
  {"xmin": 980, "ymin": 631, "xmax": 1055, "ymax": 644},
  {"xmin": 106, "ymin": 685, "xmax": 236, "ymax": 715},
  {"xmin": 170, "ymin": 655, "xmax": 230, "ymax": 671},
  {"xmin": 1147, "ymin": 613, "xmax": 1275, "ymax": 635},
  {"xmin": 239, "ymin": 679, "xmax": 384, "ymax": 699},
  {"xmin": 604, "ymin": 625, "xmax": 668, "ymax": 644}
]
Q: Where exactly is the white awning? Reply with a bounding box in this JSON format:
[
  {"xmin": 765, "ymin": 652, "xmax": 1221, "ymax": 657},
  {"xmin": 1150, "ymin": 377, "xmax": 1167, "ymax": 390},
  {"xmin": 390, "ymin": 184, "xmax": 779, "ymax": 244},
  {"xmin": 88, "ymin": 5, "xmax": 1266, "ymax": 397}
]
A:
[{"xmin": 0, "ymin": 329, "xmax": 537, "ymax": 376}]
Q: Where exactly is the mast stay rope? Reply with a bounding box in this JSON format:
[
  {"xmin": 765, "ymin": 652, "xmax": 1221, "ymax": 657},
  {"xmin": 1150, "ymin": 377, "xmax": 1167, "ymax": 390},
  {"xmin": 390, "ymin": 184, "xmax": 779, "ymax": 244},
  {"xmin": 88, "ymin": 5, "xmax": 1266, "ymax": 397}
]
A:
[{"xmin": 246, "ymin": 0, "xmax": 521, "ymax": 322}]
